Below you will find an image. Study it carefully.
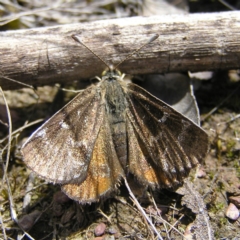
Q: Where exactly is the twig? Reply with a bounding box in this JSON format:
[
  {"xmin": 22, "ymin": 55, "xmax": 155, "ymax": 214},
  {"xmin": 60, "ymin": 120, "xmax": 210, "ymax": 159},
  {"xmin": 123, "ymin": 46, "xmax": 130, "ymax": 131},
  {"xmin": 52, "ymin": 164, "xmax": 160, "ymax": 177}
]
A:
[{"xmin": 123, "ymin": 177, "xmax": 163, "ymax": 240}]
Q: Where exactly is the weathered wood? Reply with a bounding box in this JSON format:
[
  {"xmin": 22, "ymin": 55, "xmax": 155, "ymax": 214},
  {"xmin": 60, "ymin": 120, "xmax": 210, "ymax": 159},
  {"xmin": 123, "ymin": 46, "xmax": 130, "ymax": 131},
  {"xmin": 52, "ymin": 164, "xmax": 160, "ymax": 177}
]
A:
[{"xmin": 0, "ymin": 11, "xmax": 240, "ymax": 90}]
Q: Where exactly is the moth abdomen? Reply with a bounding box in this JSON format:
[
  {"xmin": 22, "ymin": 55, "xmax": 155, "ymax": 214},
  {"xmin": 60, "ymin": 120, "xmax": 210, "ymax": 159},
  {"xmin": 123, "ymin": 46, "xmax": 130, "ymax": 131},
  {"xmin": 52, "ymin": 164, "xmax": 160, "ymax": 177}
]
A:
[{"xmin": 110, "ymin": 119, "xmax": 127, "ymax": 169}]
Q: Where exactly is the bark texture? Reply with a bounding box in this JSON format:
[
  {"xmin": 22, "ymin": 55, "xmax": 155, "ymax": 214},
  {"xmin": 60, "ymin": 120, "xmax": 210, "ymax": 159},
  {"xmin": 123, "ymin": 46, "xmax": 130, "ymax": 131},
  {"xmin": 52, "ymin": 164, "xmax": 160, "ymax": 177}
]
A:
[{"xmin": 0, "ymin": 11, "xmax": 239, "ymax": 90}]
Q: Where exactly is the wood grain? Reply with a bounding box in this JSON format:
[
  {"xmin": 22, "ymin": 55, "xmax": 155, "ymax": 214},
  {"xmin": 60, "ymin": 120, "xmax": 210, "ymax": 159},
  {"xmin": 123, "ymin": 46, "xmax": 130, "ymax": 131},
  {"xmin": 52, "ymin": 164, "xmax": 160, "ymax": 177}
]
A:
[{"xmin": 0, "ymin": 11, "xmax": 239, "ymax": 90}]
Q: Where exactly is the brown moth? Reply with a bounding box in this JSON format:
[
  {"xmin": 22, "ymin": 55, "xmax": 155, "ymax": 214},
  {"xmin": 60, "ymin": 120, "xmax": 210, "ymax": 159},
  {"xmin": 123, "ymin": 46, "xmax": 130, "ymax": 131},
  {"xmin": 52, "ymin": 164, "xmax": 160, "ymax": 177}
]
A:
[{"xmin": 21, "ymin": 34, "xmax": 208, "ymax": 203}]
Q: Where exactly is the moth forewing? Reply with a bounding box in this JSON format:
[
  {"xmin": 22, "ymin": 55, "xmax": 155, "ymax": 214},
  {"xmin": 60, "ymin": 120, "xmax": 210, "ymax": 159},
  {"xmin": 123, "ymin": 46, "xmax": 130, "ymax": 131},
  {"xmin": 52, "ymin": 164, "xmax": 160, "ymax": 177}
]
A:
[
  {"xmin": 21, "ymin": 85, "xmax": 105, "ymax": 185},
  {"xmin": 122, "ymin": 82, "xmax": 208, "ymax": 187}
]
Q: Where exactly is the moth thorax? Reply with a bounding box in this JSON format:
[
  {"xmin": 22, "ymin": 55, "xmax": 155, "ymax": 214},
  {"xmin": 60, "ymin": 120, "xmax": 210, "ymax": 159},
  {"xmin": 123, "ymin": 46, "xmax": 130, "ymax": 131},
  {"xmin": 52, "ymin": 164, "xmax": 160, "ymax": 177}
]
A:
[{"xmin": 105, "ymin": 80, "xmax": 126, "ymax": 114}]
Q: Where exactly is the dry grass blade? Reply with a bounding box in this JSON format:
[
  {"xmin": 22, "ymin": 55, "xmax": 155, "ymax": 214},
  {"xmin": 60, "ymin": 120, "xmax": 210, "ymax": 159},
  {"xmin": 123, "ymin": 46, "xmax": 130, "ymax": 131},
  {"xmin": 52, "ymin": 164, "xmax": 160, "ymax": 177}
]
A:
[
  {"xmin": 148, "ymin": 194, "xmax": 186, "ymax": 238},
  {"xmin": 0, "ymin": 87, "xmax": 12, "ymax": 185},
  {"xmin": 123, "ymin": 177, "xmax": 163, "ymax": 240},
  {"xmin": 0, "ymin": 207, "xmax": 7, "ymax": 240},
  {"xmin": 0, "ymin": 87, "xmax": 34, "ymax": 240}
]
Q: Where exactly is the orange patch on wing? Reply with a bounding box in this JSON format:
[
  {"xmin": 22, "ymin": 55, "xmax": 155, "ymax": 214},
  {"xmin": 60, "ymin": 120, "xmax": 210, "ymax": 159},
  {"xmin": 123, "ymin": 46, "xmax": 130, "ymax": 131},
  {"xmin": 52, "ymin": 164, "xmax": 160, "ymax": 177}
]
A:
[
  {"xmin": 62, "ymin": 176, "xmax": 112, "ymax": 202},
  {"xmin": 127, "ymin": 118, "xmax": 158, "ymax": 186},
  {"xmin": 143, "ymin": 167, "xmax": 159, "ymax": 184},
  {"xmin": 62, "ymin": 117, "xmax": 123, "ymax": 203}
]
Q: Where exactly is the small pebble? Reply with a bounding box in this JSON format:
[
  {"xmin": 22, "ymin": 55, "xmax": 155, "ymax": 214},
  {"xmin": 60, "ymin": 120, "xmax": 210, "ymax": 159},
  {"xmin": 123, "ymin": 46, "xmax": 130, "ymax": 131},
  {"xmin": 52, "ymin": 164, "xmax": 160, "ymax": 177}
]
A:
[
  {"xmin": 18, "ymin": 210, "xmax": 41, "ymax": 231},
  {"xmin": 108, "ymin": 226, "xmax": 117, "ymax": 234},
  {"xmin": 94, "ymin": 223, "xmax": 106, "ymax": 236},
  {"xmin": 225, "ymin": 203, "xmax": 239, "ymax": 220},
  {"xmin": 229, "ymin": 196, "xmax": 240, "ymax": 208}
]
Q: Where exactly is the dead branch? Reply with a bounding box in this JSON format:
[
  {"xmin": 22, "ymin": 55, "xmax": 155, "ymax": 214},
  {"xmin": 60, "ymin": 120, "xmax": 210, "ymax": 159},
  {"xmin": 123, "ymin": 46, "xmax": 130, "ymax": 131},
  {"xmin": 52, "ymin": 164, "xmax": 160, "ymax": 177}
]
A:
[{"xmin": 0, "ymin": 11, "xmax": 239, "ymax": 90}]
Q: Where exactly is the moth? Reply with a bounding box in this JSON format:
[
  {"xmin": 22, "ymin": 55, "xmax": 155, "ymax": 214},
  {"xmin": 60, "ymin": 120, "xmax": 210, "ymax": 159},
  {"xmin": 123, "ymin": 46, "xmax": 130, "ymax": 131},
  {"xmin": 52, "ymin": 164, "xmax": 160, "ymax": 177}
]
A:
[{"xmin": 21, "ymin": 34, "xmax": 208, "ymax": 203}]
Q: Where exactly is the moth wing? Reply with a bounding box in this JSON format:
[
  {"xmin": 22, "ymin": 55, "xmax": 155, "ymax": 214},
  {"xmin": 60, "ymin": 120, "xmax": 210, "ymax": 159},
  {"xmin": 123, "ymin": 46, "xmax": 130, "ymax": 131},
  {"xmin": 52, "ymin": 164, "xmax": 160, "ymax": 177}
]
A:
[
  {"xmin": 21, "ymin": 85, "xmax": 104, "ymax": 184},
  {"xmin": 126, "ymin": 118, "xmax": 160, "ymax": 187},
  {"xmin": 62, "ymin": 114, "xmax": 124, "ymax": 203},
  {"xmin": 125, "ymin": 83, "xmax": 208, "ymax": 187}
]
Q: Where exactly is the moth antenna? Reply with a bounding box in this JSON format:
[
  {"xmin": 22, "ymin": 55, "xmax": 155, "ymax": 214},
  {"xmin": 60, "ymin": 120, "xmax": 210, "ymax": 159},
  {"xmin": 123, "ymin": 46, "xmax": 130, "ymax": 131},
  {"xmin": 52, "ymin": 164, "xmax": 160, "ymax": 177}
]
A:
[
  {"xmin": 72, "ymin": 34, "xmax": 159, "ymax": 71},
  {"xmin": 72, "ymin": 34, "xmax": 111, "ymax": 70},
  {"xmin": 114, "ymin": 34, "xmax": 159, "ymax": 70}
]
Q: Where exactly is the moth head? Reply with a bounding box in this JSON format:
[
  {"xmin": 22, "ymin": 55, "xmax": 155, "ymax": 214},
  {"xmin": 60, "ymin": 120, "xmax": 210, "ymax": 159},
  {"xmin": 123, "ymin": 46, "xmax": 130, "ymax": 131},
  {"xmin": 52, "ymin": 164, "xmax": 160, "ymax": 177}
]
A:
[{"xmin": 102, "ymin": 65, "xmax": 122, "ymax": 79}]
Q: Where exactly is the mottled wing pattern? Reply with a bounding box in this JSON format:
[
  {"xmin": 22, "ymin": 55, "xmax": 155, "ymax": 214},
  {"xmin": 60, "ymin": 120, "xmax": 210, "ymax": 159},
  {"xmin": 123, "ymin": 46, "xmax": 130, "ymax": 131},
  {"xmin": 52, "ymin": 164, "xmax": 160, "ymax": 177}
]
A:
[
  {"xmin": 125, "ymin": 83, "xmax": 208, "ymax": 188},
  {"xmin": 62, "ymin": 114, "xmax": 124, "ymax": 203},
  {"xmin": 21, "ymin": 85, "xmax": 104, "ymax": 184}
]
